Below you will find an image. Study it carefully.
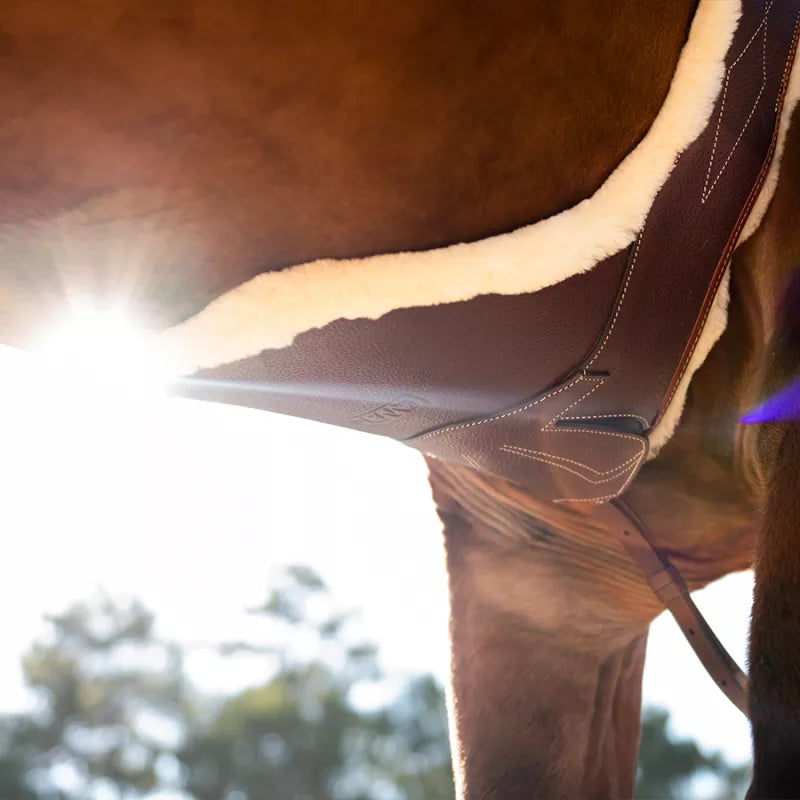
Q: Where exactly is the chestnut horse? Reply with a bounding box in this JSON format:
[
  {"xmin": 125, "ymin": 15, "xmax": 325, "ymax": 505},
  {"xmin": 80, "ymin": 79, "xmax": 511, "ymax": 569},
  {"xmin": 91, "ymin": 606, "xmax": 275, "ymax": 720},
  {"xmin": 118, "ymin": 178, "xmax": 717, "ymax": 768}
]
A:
[{"xmin": 1, "ymin": 0, "xmax": 799, "ymax": 797}]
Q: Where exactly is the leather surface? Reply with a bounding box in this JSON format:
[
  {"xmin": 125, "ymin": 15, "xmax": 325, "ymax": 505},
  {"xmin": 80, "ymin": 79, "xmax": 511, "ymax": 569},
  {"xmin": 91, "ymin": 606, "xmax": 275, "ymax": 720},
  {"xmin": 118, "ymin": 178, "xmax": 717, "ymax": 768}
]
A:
[
  {"xmin": 595, "ymin": 499, "xmax": 749, "ymax": 715},
  {"xmin": 175, "ymin": 0, "xmax": 800, "ymax": 504},
  {"xmin": 176, "ymin": 251, "xmax": 627, "ymax": 439}
]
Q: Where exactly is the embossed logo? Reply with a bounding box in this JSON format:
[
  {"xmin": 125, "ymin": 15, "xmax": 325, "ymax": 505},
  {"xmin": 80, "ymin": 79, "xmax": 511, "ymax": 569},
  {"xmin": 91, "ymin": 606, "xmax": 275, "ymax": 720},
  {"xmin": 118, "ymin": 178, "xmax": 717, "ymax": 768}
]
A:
[{"xmin": 352, "ymin": 396, "xmax": 424, "ymax": 426}]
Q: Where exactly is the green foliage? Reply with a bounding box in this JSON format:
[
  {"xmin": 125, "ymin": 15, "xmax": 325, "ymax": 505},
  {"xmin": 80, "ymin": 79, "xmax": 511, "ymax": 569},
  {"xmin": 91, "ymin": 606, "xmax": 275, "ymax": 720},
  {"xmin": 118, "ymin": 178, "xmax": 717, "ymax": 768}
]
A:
[
  {"xmin": 0, "ymin": 718, "xmax": 38, "ymax": 800},
  {"xmin": 0, "ymin": 569, "xmax": 454, "ymax": 799},
  {"xmin": 12, "ymin": 594, "xmax": 185, "ymax": 799},
  {"xmin": 181, "ymin": 567, "xmax": 453, "ymax": 800},
  {"xmin": 0, "ymin": 569, "xmax": 750, "ymax": 800},
  {"xmin": 181, "ymin": 667, "xmax": 363, "ymax": 799},
  {"xmin": 636, "ymin": 707, "xmax": 750, "ymax": 800}
]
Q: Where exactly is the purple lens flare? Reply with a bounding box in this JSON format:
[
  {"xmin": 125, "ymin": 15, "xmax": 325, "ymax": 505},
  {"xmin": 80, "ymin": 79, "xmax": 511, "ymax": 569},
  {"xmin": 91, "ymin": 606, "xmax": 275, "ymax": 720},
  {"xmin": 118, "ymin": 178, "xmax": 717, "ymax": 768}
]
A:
[{"xmin": 741, "ymin": 376, "xmax": 800, "ymax": 424}]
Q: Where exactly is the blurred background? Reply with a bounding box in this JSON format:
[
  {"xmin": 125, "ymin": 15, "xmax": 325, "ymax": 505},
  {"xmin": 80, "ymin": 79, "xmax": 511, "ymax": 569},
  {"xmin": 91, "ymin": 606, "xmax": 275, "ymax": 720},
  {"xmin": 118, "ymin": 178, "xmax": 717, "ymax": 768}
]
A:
[{"xmin": 0, "ymin": 343, "xmax": 754, "ymax": 799}]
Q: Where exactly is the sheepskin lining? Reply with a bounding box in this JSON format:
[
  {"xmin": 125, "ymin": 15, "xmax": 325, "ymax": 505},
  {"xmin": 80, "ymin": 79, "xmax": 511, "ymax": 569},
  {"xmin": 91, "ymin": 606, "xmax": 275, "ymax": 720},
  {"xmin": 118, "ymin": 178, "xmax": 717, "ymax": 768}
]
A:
[
  {"xmin": 648, "ymin": 39, "xmax": 800, "ymax": 456},
  {"xmin": 162, "ymin": 0, "xmax": 740, "ymax": 377},
  {"xmin": 161, "ymin": 0, "xmax": 794, "ymax": 458}
]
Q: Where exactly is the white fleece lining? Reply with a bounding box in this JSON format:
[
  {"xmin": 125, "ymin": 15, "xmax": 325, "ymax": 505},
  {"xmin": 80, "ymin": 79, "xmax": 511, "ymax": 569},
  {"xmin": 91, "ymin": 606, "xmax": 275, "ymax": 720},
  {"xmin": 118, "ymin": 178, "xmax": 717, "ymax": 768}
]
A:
[
  {"xmin": 162, "ymin": 0, "xmax": 740, "ymax": 377},
  {"xmin": 161, "ymin": 0, "xmax": 793, "ymax": 459},
  {"xmin": 648, "ymin": 38, "xmax": 800, "ymax": 456}
]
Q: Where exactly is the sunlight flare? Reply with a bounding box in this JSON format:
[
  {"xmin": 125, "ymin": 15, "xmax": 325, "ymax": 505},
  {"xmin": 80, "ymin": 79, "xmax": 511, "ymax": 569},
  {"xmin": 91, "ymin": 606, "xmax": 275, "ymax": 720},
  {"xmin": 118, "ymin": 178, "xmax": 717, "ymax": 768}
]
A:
[{"xmin": 33, "ymin": 308, "xmax": 173, "ymax": 404}]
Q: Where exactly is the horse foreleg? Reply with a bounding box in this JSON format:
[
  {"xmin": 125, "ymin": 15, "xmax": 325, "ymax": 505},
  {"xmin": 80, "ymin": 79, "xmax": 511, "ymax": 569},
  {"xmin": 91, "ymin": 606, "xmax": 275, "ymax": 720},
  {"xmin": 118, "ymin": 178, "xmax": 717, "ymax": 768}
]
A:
[
  {"xmin": 749, "ymin": 424, "xmax": 800, "ymax": 797},
  {"xmin": 748, "ymin": 270, "xmax": 800, "ymax": 798},
  {"xmin": 428, "ymin": 466, "xmax": 651, "ymax": 800}
]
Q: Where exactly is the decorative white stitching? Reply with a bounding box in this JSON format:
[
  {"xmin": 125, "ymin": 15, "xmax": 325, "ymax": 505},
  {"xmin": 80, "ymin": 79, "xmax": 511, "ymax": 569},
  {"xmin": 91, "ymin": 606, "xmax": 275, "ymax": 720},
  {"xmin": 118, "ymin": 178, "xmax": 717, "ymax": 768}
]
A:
[
  {"xmin": 776, "ymin": 8, "xmax": 800, "ymax": 111},
  {"xmin": 701, "ymin": 2, "xmax": 772, "ymax": 204},
  {"xmin": 586, "ymin": 227, "xmax": 646, "ymax": 368},
  {"xmin": 529, "ymin": 1, "xmax": 781, "ymax": 501},
  {"xmin": 542, "ymin": 427, "xmax": 646, "ymax": 502},
  {"xmin": 552, "ymin": 448, "xmax": 647, "ymax": 505},
  {"xmin": 498, "ymin": 371, "xmax": 648, "ymax": 502},
  {"xmin": 413, "ymin": 187, "xmax": 650, "ymax": 499},
  {"xmin": 414, "ymin": 374, "xmax": 586, "ymax": 442},
  {"xmin": 499, "ymin": 202, "xmax": 651, "ymax": 500},
  {"xmin": 664, "ymin": 6, "xmax": 800, "ymax": 416},
  {"xmin": 418, "ymin": 0, "xmax": 796, "ymax": 504},
  {"xmin": 462, "ymin": 453, "xmax": 482, "ymax": 471},
  {"xmin": 500, "ymin": 444, "xmax": 642, "ymax": 478},
  {"xmin": 417, "ymin": 372, "xmax": 645, "ymax": 500},
  {"xmin": 498, "ymin": 449, "xmax": 635, "ymax": 486},
  {"xmin": 541, "ymin": 380, "xmax": 604, "ymax": 431},
  {"xmin": 416, "ymin": 197, "xmax": 648, "ymax": 448}
]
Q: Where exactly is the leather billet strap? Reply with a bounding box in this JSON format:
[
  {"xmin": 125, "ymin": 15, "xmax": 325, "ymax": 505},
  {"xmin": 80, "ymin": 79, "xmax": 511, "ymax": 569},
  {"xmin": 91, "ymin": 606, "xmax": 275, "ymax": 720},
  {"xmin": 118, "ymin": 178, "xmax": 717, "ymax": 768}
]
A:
[{"xmin": 594, "ymin": 498, "xmax": 749, "ymax": 716}]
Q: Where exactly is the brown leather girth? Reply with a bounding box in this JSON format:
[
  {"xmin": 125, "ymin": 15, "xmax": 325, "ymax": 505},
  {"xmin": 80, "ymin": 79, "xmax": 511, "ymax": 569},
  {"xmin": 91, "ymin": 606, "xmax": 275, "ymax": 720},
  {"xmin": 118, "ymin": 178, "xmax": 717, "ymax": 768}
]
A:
[
  {"xmin": 594, "ymin": 499, "xmax": 750, "ymax": 716},
  {"xmin": 173, "ymin": 0, "xmax": 800, "ymax": 716}
]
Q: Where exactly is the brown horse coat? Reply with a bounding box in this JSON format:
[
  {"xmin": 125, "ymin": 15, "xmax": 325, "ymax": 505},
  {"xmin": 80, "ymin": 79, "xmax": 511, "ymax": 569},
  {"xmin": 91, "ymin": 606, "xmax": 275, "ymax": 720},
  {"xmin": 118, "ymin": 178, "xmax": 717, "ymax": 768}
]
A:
[{"xmin": 1, "ymin": 0, "xmax": 800, "ymax": 797}]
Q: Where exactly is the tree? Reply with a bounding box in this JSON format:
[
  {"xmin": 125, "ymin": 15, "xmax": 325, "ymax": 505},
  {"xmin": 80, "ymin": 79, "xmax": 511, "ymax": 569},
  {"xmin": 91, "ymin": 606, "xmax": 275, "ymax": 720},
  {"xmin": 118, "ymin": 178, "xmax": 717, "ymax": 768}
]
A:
[
  {"xmin": 13, "ymin": 594, "xmax": 187, "ymax": 799},
  {"xmin": 0, "ymin": 569, "xmax": 454, "ymax": 799},
  {"xmin": 636, "ymin": 707, "xmax": 750, "ymax": 800},
  {"xmin": 0, "ymin": 716, "xmax": 38, "ymax": 800},
  {"xmin": 179, "ymin": 566, "xmax": 455, "ymax": 800},
  {"xmin": 374, "ymin": 676, "xmax": 454, "ymax": 800},
  {"xmin": 0, "ymin": 571, "xmax": 751, "ymax": 800}
]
